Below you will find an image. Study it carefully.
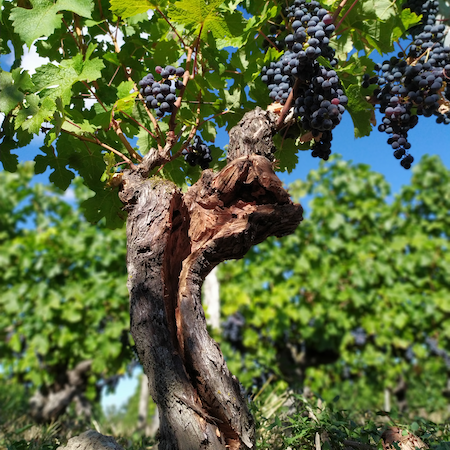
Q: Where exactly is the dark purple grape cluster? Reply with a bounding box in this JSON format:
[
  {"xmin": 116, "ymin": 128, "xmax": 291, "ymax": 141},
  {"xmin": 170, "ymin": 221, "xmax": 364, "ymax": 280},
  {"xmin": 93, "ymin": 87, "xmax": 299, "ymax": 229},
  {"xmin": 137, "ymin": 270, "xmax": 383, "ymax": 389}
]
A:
[
  {"xmin": 351, "ymin": 327, "xmax": 367, "ymax": 346},
  {"xmin": 261, "ymin": 57, "xmax": 294, "ymax": 104},
  {"xmin": 260, "ymin": 0, "xmax": 347, "ymax": 161},
  {"xmin": 295, "ymin": 68, "xmax": 347, "ymax": 130},
  {"xmin": 311, "ymin": 130, "xmax": 333, "ymax": 159},
  {"xmin": 363, "ymin": 0, "xmax": 450, "ymax": 169},
  {"xmin": 138, "ymin": 65, "xmax": 185, "ymax": 118},
  {"xmin": 285, "ymin": 1, "xmax": 337, "ymax": 66},
  {"xmin": 294, "ymin": 69, "xmax": 348, "ymax": 160},
  {"xmin": 261, "ymin": 17, "xmax": 287, "ymax": 53},
  {"xmin": 426, "ymin": 337, "xmax": 450, "ymax": 369},
  {"xmin": 222, "ymin": 312, "xmax": 245, "ymax": 351},
  {"xmin": 182, "ymin": 135, "xmax": 212, "ymax": 170},
  {"xmin": 402, "ymin": 0, "xmax": 444, "ymax": 39}
]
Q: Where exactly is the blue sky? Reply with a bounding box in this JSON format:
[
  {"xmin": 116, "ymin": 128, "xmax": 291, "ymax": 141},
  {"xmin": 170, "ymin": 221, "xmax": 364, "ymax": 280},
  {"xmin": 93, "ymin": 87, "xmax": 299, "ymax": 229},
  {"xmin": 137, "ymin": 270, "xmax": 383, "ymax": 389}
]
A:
[{"xmin": 281, "ymin": 107, "xmax": 450, "ymax": 190}]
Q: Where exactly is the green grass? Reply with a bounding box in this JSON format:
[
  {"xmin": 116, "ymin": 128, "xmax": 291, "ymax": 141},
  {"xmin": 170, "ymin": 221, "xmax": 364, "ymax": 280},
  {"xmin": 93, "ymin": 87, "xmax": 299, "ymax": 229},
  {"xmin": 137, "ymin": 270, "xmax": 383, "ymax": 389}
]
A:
[
  {"xmin": 252, "ymin": 387, "xmax": 450, "ymax": 450},
  {"xmin": 1, "ymin": 381, "xmax": 450, "ymax": 450}
]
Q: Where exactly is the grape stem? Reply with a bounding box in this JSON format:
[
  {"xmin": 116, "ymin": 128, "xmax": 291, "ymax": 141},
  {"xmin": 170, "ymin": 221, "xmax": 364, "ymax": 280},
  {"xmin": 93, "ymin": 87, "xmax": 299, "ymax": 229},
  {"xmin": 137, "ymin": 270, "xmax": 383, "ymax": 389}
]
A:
[
  {"xmin": 396, "ymin": 40, "xmax": 407, "ymax": 56},
  {"xmin": 108, "ymin": 66, "xmax": 121, "ymax": 87},
  {"xmin": 280, "ymin": 123, "xmax": 293, "ymax": 148},
  {"xmin": 62, "ymin": 18, "xmax": 84, "ymax": 53},
  {"xmin": 169, "ymin": 126, "xmax": 198, "ymax": 164},
  {"xmin": 96, "ymin": 0, "xmax": 104, "ymax": 18},
  {"xmin": 73, "ymin": 14, "xmax": 86, "ymax": 54},
  {"xmin": 165, "ymin": 26, "xmax": 201, "ymax": 154},
  {"xmin": 62, "ymin": 129, "xmax": 137, "ymax": 169},
  {"xmin": 121, "ymin": 111, "xmax": 158, "ymax": 140},
  {"xmin": 197, "ymin": 110, "xmax": 231, "ymax": 128},
  {"xmin": 138, "ymin": 94, "xmax": 164, "ymax": 152},
  {"xmin": 79, "ymin": 82, "xmax": 143, "ymax": 162},
  {"xmin": 276, "ymin": 78, "xmax": 300, "ymax": 130},
  {"xmin": 335, "ymin": 0, "xmax": 360, "ymax": 35},
  {"xmin": 156, "ymin": 7, "xmax": 187, "ymax": 48},
  {"xmin": 332, "ymin": 0, "xmax": 350, "ymax": 24},
  {"xmin": 113, "ymin": 120, "xmax": 143, "ymax": 162},
  {"xmin": 165, "ymin": 46, "xmax": 195, "ymax": 152},
  {"xmin": 83, "ymin": 14, "xmax": 164, "ymax": 153},
  {"xmin": 411, "ymin": 44, "xmax": 438, "ymax": 66},
  {"xmin": 169, "ymin": 101, "xmax": 202, "ymax": 164},
  {"xmin": 258, "ymin": 30, "xmax": 280, "ymax": 51},
  {"xmin": 81, "ymin": 81, "xmax": 108, "ymax": 112},
  {"xmin": 192, "ymin": 23, "xmax": 204, "ymax": 78},
  {"xmin": 162, "ymin": 125, "xmax": 187, "ymax": 159}
]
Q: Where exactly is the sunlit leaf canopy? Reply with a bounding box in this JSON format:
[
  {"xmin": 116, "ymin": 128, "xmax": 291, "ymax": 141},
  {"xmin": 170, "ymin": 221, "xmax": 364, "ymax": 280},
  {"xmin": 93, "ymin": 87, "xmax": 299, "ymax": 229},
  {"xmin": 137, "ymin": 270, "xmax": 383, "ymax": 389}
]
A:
[
  {"xmin": 218, "ymin": 154, "xmax": 450, "ymax": 411},
  {"xmin": 0, "ymin": 165, "xmax": 130, "ymax": 397},
  {"xmin": 0, "ymin": 0, "xmax": 425, "ymax": 227}
]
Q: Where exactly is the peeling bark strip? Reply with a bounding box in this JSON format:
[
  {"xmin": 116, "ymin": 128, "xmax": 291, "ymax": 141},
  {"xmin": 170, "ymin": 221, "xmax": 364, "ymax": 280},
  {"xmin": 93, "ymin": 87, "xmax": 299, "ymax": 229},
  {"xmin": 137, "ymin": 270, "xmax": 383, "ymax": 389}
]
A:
[{"xmin": 119, "ymin": 108, "xmax": 303, "ymax": 450}]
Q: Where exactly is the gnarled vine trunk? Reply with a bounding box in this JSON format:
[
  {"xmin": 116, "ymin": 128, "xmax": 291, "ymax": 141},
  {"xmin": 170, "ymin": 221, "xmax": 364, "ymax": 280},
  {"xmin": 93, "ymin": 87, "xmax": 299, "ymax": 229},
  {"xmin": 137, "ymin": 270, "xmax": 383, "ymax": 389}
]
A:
[
  {"xmin": 119, "ymin": 108, "xmax": 303, "ymax": 449},
  {"xmin": 29, "ymin": 360, "xmax": 92, "ymax": 423}
]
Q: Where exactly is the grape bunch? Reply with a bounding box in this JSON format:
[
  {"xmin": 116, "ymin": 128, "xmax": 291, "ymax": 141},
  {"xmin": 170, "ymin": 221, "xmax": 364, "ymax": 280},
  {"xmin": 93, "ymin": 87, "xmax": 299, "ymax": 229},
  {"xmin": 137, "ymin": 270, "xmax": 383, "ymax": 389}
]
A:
[
  {"xmin": 221, "ymin": 312, "xmax": 246, "ymax": 351},
  {"xmin": 182, "ymin": 135, "xmax": 213, "ymax": 170},
  {"xmin": 426, "ymin": 337, "xmax": 450, "ymax": 369},
  {"xmin": 363, "ymin": 0, "xmax": 450, "ymax": 169},
  {"xmin": 261, "ymin": 16, "xmax": 287, "ymax": 53},
  {"xmin": 402, "ymin": 0, "xmax": 444, "ymax": 39},
  {"xmin": 294, "ymin": 67, "xmax": 347, "ymax": 130},
  {"xmin": 260, "ymin": 0, "xmax": 348, "ymax": 161},
  {"xmin": 351, "ymin": 327, "xmax": 367, "ymax": 346},
  {"xmin": 138, "ymin": 65, "xmax": 185, "ymax": 118}
]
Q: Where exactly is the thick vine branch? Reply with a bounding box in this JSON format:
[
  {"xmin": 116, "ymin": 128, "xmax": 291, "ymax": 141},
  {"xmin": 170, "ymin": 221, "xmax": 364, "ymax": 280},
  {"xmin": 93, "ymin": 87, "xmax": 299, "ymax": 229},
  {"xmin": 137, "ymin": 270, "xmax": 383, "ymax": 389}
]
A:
[{"xmin": 119, "ymin": 107, "xmax": 303, "ymax": 449}]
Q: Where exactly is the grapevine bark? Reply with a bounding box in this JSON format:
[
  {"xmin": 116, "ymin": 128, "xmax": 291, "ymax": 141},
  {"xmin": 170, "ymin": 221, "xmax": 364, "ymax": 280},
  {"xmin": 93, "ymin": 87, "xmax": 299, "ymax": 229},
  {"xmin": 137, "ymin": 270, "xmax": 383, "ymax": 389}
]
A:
[
  {"xmin": 29, "ymin": 360, "xmax": 92, "ymax": 423},
  {"xmin": 119, "ymin": 107, "xmax": 303, "ymax": 449}
]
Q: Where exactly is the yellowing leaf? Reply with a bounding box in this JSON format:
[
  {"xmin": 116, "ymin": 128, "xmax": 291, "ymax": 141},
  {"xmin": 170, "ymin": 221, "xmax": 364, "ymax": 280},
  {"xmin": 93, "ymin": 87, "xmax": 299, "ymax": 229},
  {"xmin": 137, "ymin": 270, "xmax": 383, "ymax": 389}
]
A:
[
  {"xmin": 114, "ymin": 81, "xmax": 138, "ymax": 115},
  {"xmin": 110, "ymin": 0, "xmax": 154, "ymax": 19}
]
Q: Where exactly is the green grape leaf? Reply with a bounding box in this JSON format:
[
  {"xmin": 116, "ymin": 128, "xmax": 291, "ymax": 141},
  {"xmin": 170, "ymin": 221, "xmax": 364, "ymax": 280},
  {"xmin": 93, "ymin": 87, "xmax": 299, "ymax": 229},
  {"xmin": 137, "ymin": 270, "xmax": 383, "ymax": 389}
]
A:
[
  {"xmin": 10, "ymin": 0, "xmax": 93, "ymax": 47},
  {"xmin": 200, "ymin": 121, "xmax": 217, "ymax": 143},
  {"xmin": 0, "ymin": 71, "xmax": 24, "ymax": 115},
  {"xmin": 34, "ymin": 145, "xmax": 75, "ymax": 190},
  {"xmin": 136, "ymin": 127, "xmax": 154, "ymax": 156},
  {"xmin": 61, "ymin": 119, "xmax": 99, "ymax": 135},
  {"xmin": 14, "ymin": 94, "xmax": 57, "ymax": 135},
  {"xmin": 168, "ymin": 0, "xmax": 246, "ymax": 49},
  {"xmin": 110, "ymin": 0, "xmax": 154, "ymax": 19},
  {"xmin": 12, "ymin": 67, "xmax": 35, "ymax": 92},
  {"xmin": 117, "ymin": 80, "xmax": 135, "ymax": 99},
  {"xmin": 389, "ymin": 8, "xmax": 422, "ymax": 42},
  {"xmin": 80, "ymin": 188, "xmax": 126, "ymax": 228},
  {"xmin": 53, "ymin": 133, "xmax": 106, "ymax": 191},
  {"xmin": 273, "ymin": 134, "xmax": 299, "ymax": 174},
  {"xmin": 114, "ymin": 81, "xmax": 138, "ymax": 114},
  {"xmin": 161, "ymin": 159, "xmax": 189, "ymax": 190},
  {"xmin": 0, "ymin": 140, "xmax": 19, "ymax": 172},
  {"xmin": 32, "ymin": 46, "xmax": 104, "ymax": 107},
  {"xmin": 344, "ymin": 84, "xmax": 374, "ymax": 138},
  {"xmin": 20, "ymin": 97, "xmax": 56, "ymax": 134}
]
